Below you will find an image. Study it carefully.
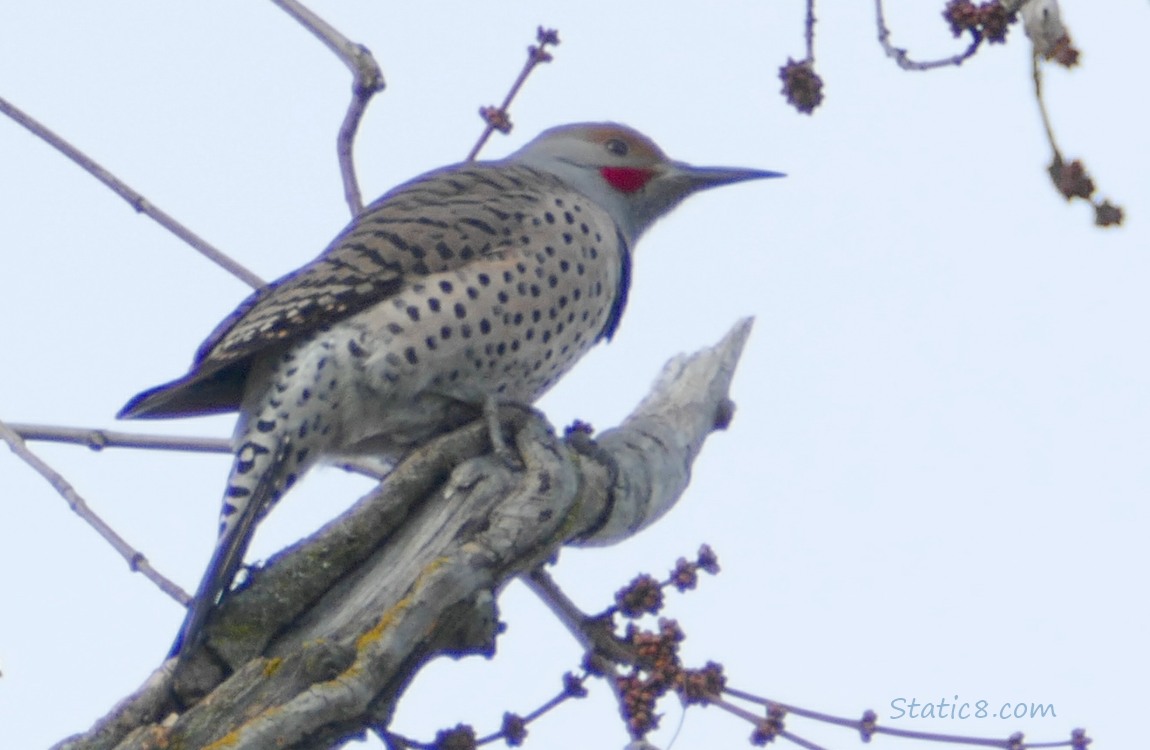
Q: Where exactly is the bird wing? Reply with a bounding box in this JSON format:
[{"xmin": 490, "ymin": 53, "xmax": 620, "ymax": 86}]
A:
[{"xmin": 120, "ymin": 163, "xmax": 568, "ymax": 419}]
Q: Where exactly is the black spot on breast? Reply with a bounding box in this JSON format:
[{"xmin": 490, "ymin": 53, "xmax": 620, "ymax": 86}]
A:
[
  {"xmin": 467, "ymin": 287, "xmax": 479, "ymax": 299},
  {"xmin": 478, "ymin": 273, "xmax": 491, "ymax": 286},
  {"xmin": 454, "ymin": 303, "xmax": 467, "ymax": 319},
  {"xmin": 406, "ymin": 306, "xmax": 420, "ymax": 322},
  {"xmin": 427, "ymin": 297, "xmax": 441, "ymax": 312},
  {"xmin": 479, "ymin": 318, "xmax": 491, "ymax": 335},
  {"xmin": 257, "ymin": 419, "xmax": 276, "ymax": 433},
  {"xmin": 440, "ymin": 325, "xmax": 453, "ymax": 339},
  {"xmin": 404, "ymin": 347, "xmax": 419, "ymax": 364},
  {"xmin": 425, "ymin": 336, "xmax": 437, "ymax": 351},
  {"xmin": 439, "ymin": 280, "xmax": 454, "ymax": 293}
]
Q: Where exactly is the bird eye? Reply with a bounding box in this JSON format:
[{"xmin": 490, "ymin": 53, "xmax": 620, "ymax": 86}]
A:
[{"xmin": 604, "ymin": 138, "xmax": 629, "ymax": 157}]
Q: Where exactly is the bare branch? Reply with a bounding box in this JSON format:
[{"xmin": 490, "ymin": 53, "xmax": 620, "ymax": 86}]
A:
[
  {"xmin": 9, "ymin": 422, "xmax": 231, "ymax": 454},
  {"xmin": 271, "ymin": 0, "xmax": 386, "ymax": 216},
  {"xmin": 724, "ymin": 687, "xmax": 1090, "ymax": 749},
  {"xmin": 466, "ymin": 27, "xmax": 561, "ymax": 162},
  {"xmin": 803, "ymin": 0, "xmax": 816, "ymax": 61},
  {"xmin": 0, "ymin": 94, "xmax": 264, "ymax": 290},
  {"xmin": 874, "ymin": 0, "xmax": 983, "ymax": 71},
  {"xmin": 56, "ymin": 318, "xmax": 753, "ymax": 750},
  {"xmin": 0, "ymin": 417, "xmax": 190, "ymax": 606},
  {"xmin": 8, "ymin": 422, "xmax": 386, "ymax": 478},
  {"xmin": 1031, "ymin": 53, "xmax": 1061, "ymax": 158}
]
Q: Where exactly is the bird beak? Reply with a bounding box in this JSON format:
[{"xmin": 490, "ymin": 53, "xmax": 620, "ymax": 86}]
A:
[{"xmin": 668, "ymin": 162, "xmax": 785, "ymax": 191}]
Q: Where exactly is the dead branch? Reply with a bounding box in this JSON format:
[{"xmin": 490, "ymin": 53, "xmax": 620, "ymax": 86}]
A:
[
  {"xmin": 271, "ymin": 0, "xmax": 386, "ymax": 215},
  {"xmin": 0, "ymin": 417, "xmax": 190, "ymax": 606},
  {"xmin": 52, "ymin": 317, "xmax": 752, "ymax": 750},
  {"xmin": 0, "ymin": 94, "xmax": 263, "ymax": 289}
]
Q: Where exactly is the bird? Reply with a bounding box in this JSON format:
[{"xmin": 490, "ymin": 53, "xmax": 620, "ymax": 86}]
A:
[{"xmin": 117, "ymin": 122, "xmax": 782, "ymax": 660}]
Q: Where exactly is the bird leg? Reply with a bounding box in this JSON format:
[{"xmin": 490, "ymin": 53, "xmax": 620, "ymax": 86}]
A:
[{"xmin": 483, "ymin": 396, "xmax": 521, "ymax": 469}]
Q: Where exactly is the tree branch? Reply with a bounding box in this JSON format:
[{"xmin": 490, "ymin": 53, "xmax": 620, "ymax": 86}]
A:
[
  {"xmin": 271, "ymin": 0, "xmax": 386, "ymax": 215},
  {"xmin": 0, "ymin": 417, "xmax": 190, "ymax": 606},
  {"xmin": 466, "ymin": 27, "xmax": 560, "ymax": 162},
  {"xmin": 53, "ymin": 317, "xmax": 754, "ymax": 750},
  {"xmin": 0, "ymin": 94, "xmax": 264, "ymax": 289},
  {"xmin": 874, "ymin": 0, "xmax": 983, "ymax": 71}
]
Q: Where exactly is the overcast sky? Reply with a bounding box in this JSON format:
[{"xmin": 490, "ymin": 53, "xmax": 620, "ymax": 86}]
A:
[{"xmin": 1, "ymin": 2, "xmax": 1146, "ymax": 749}]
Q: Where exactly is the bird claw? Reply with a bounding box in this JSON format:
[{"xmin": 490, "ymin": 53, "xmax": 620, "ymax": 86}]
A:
[{"xmin": 483, "ymin": 398, "xmax": 527, "ymax": 471}]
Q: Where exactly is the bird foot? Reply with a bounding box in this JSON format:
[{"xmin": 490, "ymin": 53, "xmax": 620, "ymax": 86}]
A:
[{"xmin": 482, "ymin": 399, "xmax": 535, "ymax": 471}]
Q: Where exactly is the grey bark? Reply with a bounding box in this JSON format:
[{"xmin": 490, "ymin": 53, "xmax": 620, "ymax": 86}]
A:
[{"xmin": 53, "ymin": 317, "xmax": 753, "ymax": 750}]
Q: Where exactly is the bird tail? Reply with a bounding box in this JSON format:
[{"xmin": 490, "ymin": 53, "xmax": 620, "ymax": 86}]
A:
[
  {"xmin": 168, "ymin": 438, "xmax": 290, "ymax": 659},
  {"xmin": 118, "ymin": 363, "xmax": 249, "ymax": 420}
]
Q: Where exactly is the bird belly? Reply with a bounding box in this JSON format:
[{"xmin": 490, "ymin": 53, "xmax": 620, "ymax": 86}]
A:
[{"xmin": 337, "ymin": 246, "xmax": 620, "ymax": 451}]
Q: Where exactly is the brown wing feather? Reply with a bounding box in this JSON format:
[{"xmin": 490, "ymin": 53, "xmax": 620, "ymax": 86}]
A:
[{"xmin": 119, "ymin": 163, "xmax": 564, "ymax": 419}]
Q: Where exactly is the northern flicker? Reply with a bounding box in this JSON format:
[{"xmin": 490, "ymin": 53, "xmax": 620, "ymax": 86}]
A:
[{"xmin": 118, "ymin": 122, "xmax": 781, "ymax": 660}]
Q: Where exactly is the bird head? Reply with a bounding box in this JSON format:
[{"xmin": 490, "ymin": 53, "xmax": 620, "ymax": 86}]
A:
[{"xmin": 506, "ymin": 122, "xmax": 783, "ymax": 243}]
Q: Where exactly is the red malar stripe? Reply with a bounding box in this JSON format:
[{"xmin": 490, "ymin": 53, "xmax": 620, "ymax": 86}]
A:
[{"xmin": 600, "ymin": 167, "xmax": 653, "ymax": 193}]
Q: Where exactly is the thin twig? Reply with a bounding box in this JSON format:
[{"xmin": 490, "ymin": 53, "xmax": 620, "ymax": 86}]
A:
[
  {"xmin": 722, "ymin": 687, "xmax": 1085, "ymax": 749},
  {"xmin": 8, "ymin": 421, "xmax": 387, "ymax": 478},
  {"xmin": 874, "ymin": 0, "xmax": 983, "ymax": 71},
  {"xmin": 0, "ymin": 417, "xmax": 190, "ymax": 606},
  {"xmin": 271, "ymin": 0, "xmax": 386, "ymax": 216},
  {"xmin": 803, "ymin": 0, "xmax": 817, "ymax": 61},
  {"xmin": 0, "ymin": 94, "xmax": 264, "ymax": 290},
  {"xmin": 523, "ymin": 567, "xmax": 639, "ymax": 666},
  {"xmin": 9, "ymin": 423, "xmax": 231, "ymax": 454},
  {"xmin": 1031, "ymin": 52, "xmax": 1061, "ymax": 159},
  {"xmin": 466, "ymin": 27, "xmax": 560, "ymax": 162}
]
